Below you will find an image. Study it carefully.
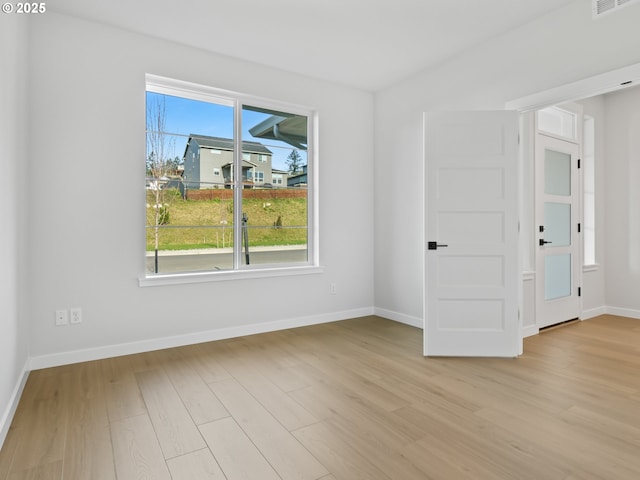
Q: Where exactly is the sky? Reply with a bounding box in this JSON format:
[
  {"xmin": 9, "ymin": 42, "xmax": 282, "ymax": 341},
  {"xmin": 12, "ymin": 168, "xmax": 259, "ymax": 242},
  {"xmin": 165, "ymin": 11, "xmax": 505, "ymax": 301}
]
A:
[{"xmin": 146, "ymin": 92, "xmax": 307, "ymax": 171}]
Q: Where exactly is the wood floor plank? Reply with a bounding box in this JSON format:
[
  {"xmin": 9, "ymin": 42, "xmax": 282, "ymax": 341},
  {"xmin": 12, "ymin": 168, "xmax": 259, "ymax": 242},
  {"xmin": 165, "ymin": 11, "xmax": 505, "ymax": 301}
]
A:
[
  {"xmin": 0, "ymin": 423, "xmax": 20, "ymax": 479},
  {"xmin": 161, "ymin": 356, "xmax": 229, "ymax": 425},
  {"xmin": 135, "ymin": 369, "xmax": 206, "ymax": 459},
  {"xmin": 9, "ymin": 373, "xmax": 69, "ymax": 472},
  {"xmin": 63, "ymin": 423, "xmax": 115, "ymax": 480},
  {"xmin": 215, "ymin": 341, "xmax": 318, "ymax": 431},
  {"xmin": 101, "ymin": 355, "xmax": 147, "ymax": 422},
  {"xmin": 292, "ymin": 421, "xmax": 391, "ymax": 480},
  {"xmin": 199, "ymin": 417, "xmax": 281, "ymax": 480},
  {"xmin": 186, "ymin": 343, "xmax": 234, "ymax": 384},
  {"xmin": 7, "ymin": 460, "xmax": 63, "ymax": 480},
  {"xmin": 209, "ymin": 377, "xmax": 329, "ymax": 480},
  {"xmin": 288, "ymin": 372, "xmax": 425, "ymax": 445},
  {"xmin": 5, "ymin": 315, "xmax": 640, "ymax": 479},
  {"xmin": 61, "ymin": 360, "xmax": 116, "ymax": 479},
  {"xmin": 110, "ymin": 414, "xmax": 172, "ymax": 480},
  {"xmin": 277, "ymin": 331, "xmax": 410, "ymax": 412},
  {"xmin": 166, "ymin": 449, "xmax": 226, "ymax": 480}
]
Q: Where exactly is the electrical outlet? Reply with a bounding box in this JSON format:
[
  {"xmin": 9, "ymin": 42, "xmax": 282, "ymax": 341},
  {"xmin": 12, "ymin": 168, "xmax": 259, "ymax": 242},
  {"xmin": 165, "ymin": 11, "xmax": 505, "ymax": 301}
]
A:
[
  {"xmin": 70, "ymin": 307, "xmax": 82, "ymax": 324},
  {"xmin": 55, "ymin": 309, "xmax": 69, "ymax": 326},
  {"xmin": 330, "ymin": 283, "xmax": 337, "ymax": 295}
]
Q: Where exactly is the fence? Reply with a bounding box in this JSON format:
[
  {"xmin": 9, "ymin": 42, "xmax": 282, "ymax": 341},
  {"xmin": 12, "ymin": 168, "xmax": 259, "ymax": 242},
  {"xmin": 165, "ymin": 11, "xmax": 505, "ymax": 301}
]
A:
[{"xmin": 185, "ymin": 188, "xmax": 307, "ymax": 201}]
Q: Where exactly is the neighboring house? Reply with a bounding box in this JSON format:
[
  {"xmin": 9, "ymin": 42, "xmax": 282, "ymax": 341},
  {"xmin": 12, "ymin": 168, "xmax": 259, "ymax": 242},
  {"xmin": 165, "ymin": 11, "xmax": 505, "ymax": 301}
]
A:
[
  {"xmin": 287, "ymin": 165, "xmax": 308, "ymax": 187},
  {"xmin": 182, "ymin": 134, "xmax": 273, "ymax": 189},
  {"xmin": 271, "ymin": 168, "xmax": 289, "ymax": 187}
]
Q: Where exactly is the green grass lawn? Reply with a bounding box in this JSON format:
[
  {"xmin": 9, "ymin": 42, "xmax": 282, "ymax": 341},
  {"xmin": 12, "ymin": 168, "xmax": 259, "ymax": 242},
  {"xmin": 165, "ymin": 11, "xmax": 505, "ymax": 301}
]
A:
[{"xmin": 146, "ymin": 190, "xmax": 307, "ymax": 250}]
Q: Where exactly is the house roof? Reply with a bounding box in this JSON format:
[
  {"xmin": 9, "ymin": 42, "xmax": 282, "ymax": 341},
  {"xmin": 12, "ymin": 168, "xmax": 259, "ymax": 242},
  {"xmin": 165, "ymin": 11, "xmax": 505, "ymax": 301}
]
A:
[
  {"xmin": 249, "ymin": 115, "xmax": 307, "ymax": 150},
  {"xmin": 187, "ymin": 134, "xmax": 272, "ymax": 155},
  {"xmin": 222, "ymin": 160, "xmax": 258, "ymax": 169}
]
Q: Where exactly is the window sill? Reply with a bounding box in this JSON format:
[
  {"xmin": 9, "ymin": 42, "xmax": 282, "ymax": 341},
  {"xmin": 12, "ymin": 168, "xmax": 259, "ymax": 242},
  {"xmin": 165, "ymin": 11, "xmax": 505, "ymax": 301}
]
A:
[
  {"xmin": 139, "ymin": 264, "xmax": 324, "ymax": 287},
  {"xmin": 583, "ymin": 263, "xmax": 599, "ymax": 273}
]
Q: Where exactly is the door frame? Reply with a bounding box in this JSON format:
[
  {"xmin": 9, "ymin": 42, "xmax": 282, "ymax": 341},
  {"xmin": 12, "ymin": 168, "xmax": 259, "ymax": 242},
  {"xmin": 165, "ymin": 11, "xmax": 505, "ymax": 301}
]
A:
[
  {"xmin": 534, "ymin": 129, "xmax": 582, "ymax": 328},
  {"xmin": 506, "ymin": 61, "xmax": 640, "ymax": 337}
]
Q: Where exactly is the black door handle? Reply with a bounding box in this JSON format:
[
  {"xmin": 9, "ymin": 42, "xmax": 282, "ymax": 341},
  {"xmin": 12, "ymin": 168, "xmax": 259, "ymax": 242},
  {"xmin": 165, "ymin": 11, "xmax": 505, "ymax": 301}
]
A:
[
  {"xmin": 539, "ymin": 239, "xmax": 552, "ymax": 246},
  {"xmin": 428, "ymin": 241, "xmax": 449, "ymax": 250}
]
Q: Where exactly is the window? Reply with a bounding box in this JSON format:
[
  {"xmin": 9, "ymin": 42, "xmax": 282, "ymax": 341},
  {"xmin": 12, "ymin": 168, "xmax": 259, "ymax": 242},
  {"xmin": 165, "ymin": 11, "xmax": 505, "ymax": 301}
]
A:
[
  {"xmin": 537, "ymin": 106, "xmax": 577, "ymax": 140},
  {"xmin": 583, "ymin": 115, "xmax": 596, "ymax": 265},
  {"xmin": 253, "ymin": 171, "xmax": 264, "ymax": 183},
  {"xmin": 144, "ymin": 74, "xmax": 317, "ymax": 283}
]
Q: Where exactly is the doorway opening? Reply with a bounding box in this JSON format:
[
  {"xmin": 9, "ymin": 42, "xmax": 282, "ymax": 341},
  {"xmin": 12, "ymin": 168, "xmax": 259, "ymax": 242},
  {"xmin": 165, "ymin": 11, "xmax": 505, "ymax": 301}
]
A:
[{"xmin": 507, "ymin": 61, "xmax": 640, "ymax": 334}]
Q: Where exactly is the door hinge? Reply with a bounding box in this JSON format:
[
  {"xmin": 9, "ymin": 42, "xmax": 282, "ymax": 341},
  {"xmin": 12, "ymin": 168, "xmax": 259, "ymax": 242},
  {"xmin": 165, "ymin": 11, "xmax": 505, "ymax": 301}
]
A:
[
  {"xmin": 578, "ymin": 158, "xmax": 581, "ymax": 169},
  {"xmin": 578, "ymin": 223, "xmax": 581, "ymax": 233},
  {"xmin": 578, "ymin": 287, "xmax": 582, "ymax": 297}
]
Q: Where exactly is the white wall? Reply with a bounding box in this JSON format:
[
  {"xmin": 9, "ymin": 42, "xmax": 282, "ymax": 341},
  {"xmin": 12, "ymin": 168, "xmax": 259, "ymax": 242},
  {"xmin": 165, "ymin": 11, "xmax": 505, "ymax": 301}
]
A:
[
  {"xmin": 0, "ymin": 14, "xmax": 30, "ymax": 444},
  {"xmin": 26, "ymin": 13, "xmax": 375, "ymax": 364},
  {"xmin": 603, "ymin": 86, "xmax": 640, "ymax": 317},
  {"xmin": 374, "ymin": 0, "xmax": 640, "ymax": 326}
]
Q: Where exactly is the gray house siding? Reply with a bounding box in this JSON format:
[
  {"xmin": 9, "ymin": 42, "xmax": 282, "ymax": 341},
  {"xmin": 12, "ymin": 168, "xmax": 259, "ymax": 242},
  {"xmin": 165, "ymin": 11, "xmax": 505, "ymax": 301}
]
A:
[
  {"xmin": 183, "ymin": 140, "xmax": 201, "ymax": 189},
  {"xmin": 287, "ymin": 165, "xmax": 307, "ymax": 187},
  {"xmin": 182, "ymin": 134, "xmax": 273, "ymax": 189}
]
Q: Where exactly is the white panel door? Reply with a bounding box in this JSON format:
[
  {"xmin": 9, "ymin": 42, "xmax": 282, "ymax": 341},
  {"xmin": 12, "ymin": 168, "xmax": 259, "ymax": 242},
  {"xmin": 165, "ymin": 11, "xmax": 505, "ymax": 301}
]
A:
[{"xmin": 424, "ymin": 111, "xmax": 520, "ymax": 357}]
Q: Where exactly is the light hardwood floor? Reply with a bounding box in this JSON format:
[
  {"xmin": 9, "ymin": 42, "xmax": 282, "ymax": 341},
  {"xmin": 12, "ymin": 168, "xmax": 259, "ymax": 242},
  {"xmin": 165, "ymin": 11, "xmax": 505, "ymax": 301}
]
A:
[{"xmin": 2, "ymin": 314, "xmax": 640, "ymax": 479}]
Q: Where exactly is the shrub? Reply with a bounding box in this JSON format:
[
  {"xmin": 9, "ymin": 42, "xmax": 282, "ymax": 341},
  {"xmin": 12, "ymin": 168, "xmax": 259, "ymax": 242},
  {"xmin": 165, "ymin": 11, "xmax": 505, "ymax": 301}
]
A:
[{"xmin": 157, "ymin": 204, "xmax": 170, "ymax": 225}]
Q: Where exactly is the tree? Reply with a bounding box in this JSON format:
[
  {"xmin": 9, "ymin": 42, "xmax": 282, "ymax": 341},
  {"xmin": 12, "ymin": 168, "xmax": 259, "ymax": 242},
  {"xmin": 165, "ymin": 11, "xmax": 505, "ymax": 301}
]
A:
[
  {"xmin": 146, "ymin": 95, "xmax": 176, "ymax": 273},
  {"xmin": 286, "ymin": 149, "xmax": 303, "ymax": 175}
]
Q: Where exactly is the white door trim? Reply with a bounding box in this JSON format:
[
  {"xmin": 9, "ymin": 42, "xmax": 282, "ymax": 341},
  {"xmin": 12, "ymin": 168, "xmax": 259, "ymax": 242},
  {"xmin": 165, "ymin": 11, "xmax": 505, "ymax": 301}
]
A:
[{"xmin": 506, "ymin": 62, "xmax": 640, "ymax": 112}]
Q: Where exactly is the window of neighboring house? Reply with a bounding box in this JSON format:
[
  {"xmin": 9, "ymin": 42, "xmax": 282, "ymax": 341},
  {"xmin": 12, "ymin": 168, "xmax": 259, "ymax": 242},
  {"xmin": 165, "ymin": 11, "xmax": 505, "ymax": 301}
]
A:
[
  {"xmin": 259, "ymin": 154, "xmax": 269, "ymax": 163},
  {"xmin": 272, "ymin": 174, "xmax": 283, "ymax": 185},
  {"xmin": 144, "ymin": 74, "xmax": 317, "ymax": 284}
]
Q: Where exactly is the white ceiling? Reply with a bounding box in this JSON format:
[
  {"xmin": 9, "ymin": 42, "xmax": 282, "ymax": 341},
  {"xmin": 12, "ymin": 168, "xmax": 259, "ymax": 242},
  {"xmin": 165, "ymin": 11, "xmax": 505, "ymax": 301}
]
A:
[{"xmin": 49, "ymin": 0, "xmax": 577, "ymax": 91}]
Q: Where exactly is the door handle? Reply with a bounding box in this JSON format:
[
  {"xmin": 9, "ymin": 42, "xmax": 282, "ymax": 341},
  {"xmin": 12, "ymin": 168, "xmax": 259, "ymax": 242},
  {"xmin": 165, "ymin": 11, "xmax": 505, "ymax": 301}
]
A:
[
  {"xmin": 428, "ymin": 241, "xmax": 449, "ymax": 250},
  {"xmin": 539, "ymin": 239, "xmax": 552, "ymax": 246}
]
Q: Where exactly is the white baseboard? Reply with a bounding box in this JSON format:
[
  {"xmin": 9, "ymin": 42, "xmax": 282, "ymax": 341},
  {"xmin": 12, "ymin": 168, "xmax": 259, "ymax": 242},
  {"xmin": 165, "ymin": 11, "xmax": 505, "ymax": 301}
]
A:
[
  {"xmin": 522, "ymin": 325, "xmax": 539, "ymax": 338},
  {"xmin": 28, "ymin": 307, "xmax": 375, "ymax": 370},
  {"xmin": 0, "ymin": 362, "xmax": 29, "ymax": 450},
  {"xmin": 581, "ymin": 306, "xmax": 608, "ymax": 320},
  {"xmin": 604, "ymin": 306, "xmax": 640, "ymax": 319},
  {"xmin": 374, "ymin": 308, "xmax": 423, "ymax": 329}
]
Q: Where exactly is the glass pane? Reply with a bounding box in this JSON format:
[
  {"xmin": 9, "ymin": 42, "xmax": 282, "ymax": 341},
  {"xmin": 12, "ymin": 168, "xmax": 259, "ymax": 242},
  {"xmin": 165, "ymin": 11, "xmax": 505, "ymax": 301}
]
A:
[
  {"xmin": 583, "ymin": 116, "xmax": 596, "ymax": 265},
  {"xmin": 146, "ymin": 90, "xmax": 235, "ymax": 274},
  {"xmin": 544, "ymin": 202, "xmax": 571, "ymax": 247},
  {"xmin": 538, "ymin": 107, "xmax": 577, "ymax": 140},
  {"xmin": 545, "ymin": 149, "xmax": 571, "ymax": 196},
  {"xmin": 241, "ymin": 105, "xmax": 309, "ymax": 266},
  {"xmin": 545, "ymin": 254, "xmax": 571, "ymax": 301}
]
